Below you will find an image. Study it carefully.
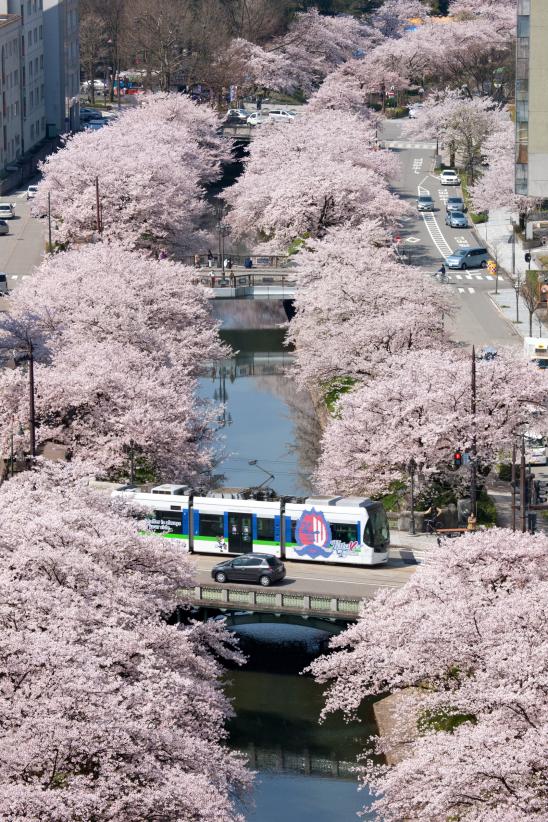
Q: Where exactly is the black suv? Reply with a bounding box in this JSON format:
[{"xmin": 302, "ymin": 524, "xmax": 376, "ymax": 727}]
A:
[{"xmin": 211, "ymin": 554, "xmax": 286, "ymax": 587}]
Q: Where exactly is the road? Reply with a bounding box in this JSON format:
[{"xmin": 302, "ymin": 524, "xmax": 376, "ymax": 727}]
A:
[
  {"xmin": 381, "ymin": 121, "xmax": 520, "ymax": 350},
  {"xmin": 191, "ymin": 553, "xmax": 417, "ymax": 599},
  {"xmin": 0, "ymin": 181, "xmax": 45, "ymax": 292}
]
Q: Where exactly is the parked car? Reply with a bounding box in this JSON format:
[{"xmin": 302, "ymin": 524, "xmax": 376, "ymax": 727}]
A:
[
  {"xmin": 445, "ymin": 211, "xmax": 468, "ymax": 228},
  {"xmin": 211, "ymin": 553, "xmax": 286, "ymax": 587},
  {"xmin": 268, "ymin": 109, "xmax": 296, "ymax": 122},
  {"xmin": 0, "ymin": 272, "xmax": 8, "ymax": 293},
  {"xmin": 80, "ymin": 108, "xmax": 103, "ymax": 122},
  {"xmin": 26, "ymin": 185, "xmax": 38, "ymax": 200},
  {"xmin": 247, "ymin": 112, "xmax": 264, "ymax": 126},
  {"xmin": 0, "ymin": 220, "xmax": 8, "ymax": 236},
  {"xmin": 86, "ymin": 119, "xmax": 108, "ymax": 131},
  {"xmin": 417, "ymin": 194, "xmax": 435, "ymax": 211},
  {"xmin": 0, "ymin": 203, "xmax": 15, "ymax": 219},
  {"xmin": 439, "ymin": 169, "xmax": 460, "ymax": 185},
  {"xmin": 446, "ymin": 196, "xmax": 466, "ymax": 213},
  {"xmin": 225, "ymin": 108, "xmax": 250, "ymax": 123},
  {"xmin": 445, "ymin": 246, "xmax": 490, "ymax": 270}
]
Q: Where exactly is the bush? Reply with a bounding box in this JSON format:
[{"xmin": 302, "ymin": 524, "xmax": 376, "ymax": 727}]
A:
[
  {"xmin": 323, "ymin": 376, "xmax": 356, "ymax": 414},
  {"xmin": 476, "ymin": 488, "xmax": 497, "ymax": 525}
]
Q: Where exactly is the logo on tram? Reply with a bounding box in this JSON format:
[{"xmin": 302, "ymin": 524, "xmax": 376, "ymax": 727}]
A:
[{"xmin": 294, "ymin": 509, "xmax": 333, "ymax": 558}]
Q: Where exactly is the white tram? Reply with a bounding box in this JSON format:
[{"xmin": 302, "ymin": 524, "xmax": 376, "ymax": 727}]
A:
[{"xmin": 113, "ymin": 485, "xmax": 390, "ymax": 567}]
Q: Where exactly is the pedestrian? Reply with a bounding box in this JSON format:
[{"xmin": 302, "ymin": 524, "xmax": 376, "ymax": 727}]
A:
[
  {"xmin": 224, "ymin": 257, "xmax": 230, "ymax": 270},
  {"xmin": 207, "ymin": 249, "xmax": 214, "ymax": 268},
  {"xmin": 244, "ymin": 256, "xmax": 253, "ymax": 269},
  {"xmin": 227, "ymin": 257, "xmax": 233, "ymax": 270},
  {"xmin": 194, "ymin": 254, "xmax": 201, "ymax": 268}
]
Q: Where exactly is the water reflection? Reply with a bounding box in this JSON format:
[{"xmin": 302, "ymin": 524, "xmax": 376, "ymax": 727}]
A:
[
  {"xmin": 226, "ymin": 669, "xmax": 376, "ymax": 820},
  {"xmin": 199, "ymin": 314, "xmax": 322, "ymax": 496}
]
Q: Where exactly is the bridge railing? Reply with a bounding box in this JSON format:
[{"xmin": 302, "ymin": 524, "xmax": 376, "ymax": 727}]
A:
[
  {"xmin": 184, "ymin": 253, "xmax": 291, "ymax": 269},
  {"xmin": 196, "ymin": 271, "xmax": 298, "ymax": 289},
  {"xmin": 178, "ymin": 583, "xmax": 362, "ymax": 619}
]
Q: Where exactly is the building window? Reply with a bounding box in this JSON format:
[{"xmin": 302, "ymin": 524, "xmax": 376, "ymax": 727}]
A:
[
  {"xmin": 517, "ymin": 0, "xmax": 531, "ymax": 14},
  {"xmin": 39, "ymin": 25, "xmax": 42, "ymax": 40}
]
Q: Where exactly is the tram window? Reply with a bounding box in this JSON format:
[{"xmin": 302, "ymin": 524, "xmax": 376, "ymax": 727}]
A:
[
  {"xmin": 363, "ymin": 507, "xmax": 389, "ymax": 547},
  {"xmin": 330, "ymin": 522, "xmax": 358, "ymax": 543},
  {"xmin": 153, "ymin": 510, "xmax": 181, "ymax": 525},
  {"xmin": 200, "ymin": 513, "xmax": 224, "ymax": 537},
  {"xmin": 257, "ymin": 517, "xmax": 275, "ymax": 541}
]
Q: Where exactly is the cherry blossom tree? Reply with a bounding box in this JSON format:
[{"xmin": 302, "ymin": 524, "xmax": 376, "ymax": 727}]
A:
[
  {"xmin": 311, "ymin": 527, "xmax": 548, "ymax": 821},
  {"xmin": 288, "ymin": 224, "xmax": 452, "ymax": 386},
  {"xmin": 371, "ymin": 0, "xmax": 429, "ymax": 39},
  {"xmin": 470, "ymin": 119, "xmax": 543, "ymax": 221},
  {"xmin": 272, "ymin": 8, "xmax": 373, "ymax": 93},
  {"xmin": 9, "ymin": 244, "xmax": 226, "ymax": 375},
  {"xmin": 316, "ymin": 346, "xmax": 548, "ymax": 496},
  {"xmin": 0, "ymin": 245, "xmax": 224, "ymax": 481},
  {"xmin": 404, "ymin": 89, "xmax": 506, "ymax": 178},
  {"xmin": 207, "ymin": 37, "xmax": 294, "ymax": 102},
  {"xmin": 224, "ymin": 109, "xmax": 406, "ymax": 248},
  {"xmin": 34, "ymin": 94, "xmax": 228, "ymax": 257},
  {"xmin": 0, "ymin": 462, "xmax": 251, "ymax": 820}
]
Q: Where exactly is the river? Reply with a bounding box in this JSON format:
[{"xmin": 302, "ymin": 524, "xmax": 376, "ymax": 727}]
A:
[{"xmin": 199, "ymin": 302, "xmax": 374, "ymax": 820}]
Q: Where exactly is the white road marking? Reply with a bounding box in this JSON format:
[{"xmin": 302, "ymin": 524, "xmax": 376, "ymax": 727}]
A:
[
  {"xmin": 382, "ymin": 140, "xmax": 437, "ymax": 150},
  {"xmin": 405, "ymin": 236, "xmax": 420, "ymax": 244},
  {"xmin": 465, "ymin": 273, "xmax": 473, "ymax": 280},
  {"xmin": 455, "ymin": 274, "xmax": 463, "ymax": 280},
  {"xmin": 412, "ymin": 158, "xmax": 423, "ymax": 175},
  {"xmin": 286, "ymin": 574, "xmax": 403, "ymax": 587},
  {"xmin": 458, "ymin": 287, "xmax": 465, "ymax": 293},
  {"xmin": 421, "ymin": 212, "xmax": 453, "ymax": 258},
  {"xmin": 10, "ymin": 275, "xmax": 18, "ymax": 279},
  {"xmin": 22, "ymin": 275, "xmax": 30, "ymax": 279},
  {"xmin": 468, "ymin": 287, "xmax": 475, "ymax": 293}
]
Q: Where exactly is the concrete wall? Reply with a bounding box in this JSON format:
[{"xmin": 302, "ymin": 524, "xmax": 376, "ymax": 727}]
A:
[{"xmin": 0, "ymin": 15, "xmax": 23, "ymax": 167}]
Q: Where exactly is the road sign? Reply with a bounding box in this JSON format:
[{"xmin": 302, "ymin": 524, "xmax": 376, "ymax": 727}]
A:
[{"xmin": 487, "ymin": 260, "xmax": 497, "ymax": 276}]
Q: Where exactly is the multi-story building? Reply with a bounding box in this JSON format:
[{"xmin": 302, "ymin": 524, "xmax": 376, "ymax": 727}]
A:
[
  {"xmin": 0, "ymin": 13, "xmax": 23, "ymax": 168},
  {"xmin": 0, "ymin": 1, "xmax": 46, "ymax": 157},
  {"xmin": 43, "ymin": 0, "xmax": 79, "ymax": 135},
  {"xmin": 515, "ymin": 0, "xmax": 548, "ymax": 197}
]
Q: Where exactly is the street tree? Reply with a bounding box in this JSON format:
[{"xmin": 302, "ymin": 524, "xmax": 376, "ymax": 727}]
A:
[
  {"xmin": 0, "ymin": 462, "xmax": 251, "ymax": 820},
  {"xmin": 79, "ymin": 9, "xmax": 108, "ymax": 103},
  {"xmin": 470, "ymin": 119, "xmax": 543, "ymax": 223},
  {"xmin": 404, "ymin": 89, "xmax": 506, "ymax": 179},
  {"xmin": 287, "ymin": 224, "xmax": 451, "ymax": 387},
  {"xmin": 316, "ymin": 346, "xmax": 548, "ymax": 496},
  {"xmin": 311, "ymin": 528, "xmax": 548, "ymax": 821},
  {"xmin": 223, "ymin": 109, "xmax": 406, "ymax": 248},
  {"xmin": 0, "ymin": 245, "xmax": 223, "ymax": 480},
  {"xmin": 34, "ymin": 93, "xmax": 227, "ymax": 258}
]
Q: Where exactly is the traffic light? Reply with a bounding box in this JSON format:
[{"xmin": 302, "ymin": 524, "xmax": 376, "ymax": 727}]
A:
[
  {"xmin": 453, "ymin": 450, "xmax": 463, "ymax": 468},
  {"xmin": 534, "ymin": 480, "xmax": 548, "ymax": 504},
  {"xmin": 525, "ymin": 252, "xmax": 532, "ymax": 263}
]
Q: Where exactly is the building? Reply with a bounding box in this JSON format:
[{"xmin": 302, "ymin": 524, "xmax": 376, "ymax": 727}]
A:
[
  {"xmin": 515, "ymin": 0, "xmax": 548, "ymax": 197},
  {"xmin": 43, "ymin": 0, "xmax": 79, "ymax": 136},
  {"xmin": 0, "ymin": 13, "xmax": 23, "ymax": 168}
]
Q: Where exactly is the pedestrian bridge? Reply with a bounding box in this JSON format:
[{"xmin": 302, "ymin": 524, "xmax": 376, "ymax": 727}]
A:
[{"xmin": 195, "ymin": 269, "xmax": 298, "ymax": 301}]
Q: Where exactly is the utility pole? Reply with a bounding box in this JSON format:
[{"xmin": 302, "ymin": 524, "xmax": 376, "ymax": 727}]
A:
[
  {"xmin": 47, "ymin": 191, "xmax": 52, "ymax": 250},
  {"xmin": 28, "ymin": 341, "xmax": 36, "ymax": 458},
  {"xmin": 129, "ymin": 439, "xmax": 135, "ymax": 484},
  {"xmin": 470, "ymin": 347, "xmax": 477, "ymax": 522},
  {"xmin": 520, "ymin": 436, "xmax": 527, "ymax": 533},
  {"xmin": 511, "ymin": 442, "xmax": 516, "ymax": 532},
  {"xmin": 95, "ymin": 176, "xmax": 102, "ymax": 234},
  {"xmin": 408, "ymin": 458, "xmax": 416, "ymax": 535}
]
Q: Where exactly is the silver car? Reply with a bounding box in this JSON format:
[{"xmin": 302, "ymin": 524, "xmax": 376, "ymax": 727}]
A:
[
  {"xmin": 445, "ymin": 211, "xmax": 468, "ymax": 229},
  {"xmin": 417, "ymin": 195, "xmax": 435, "ymax": 211},
  {"xmin": 445, "ymin": 247, "xmax": 490, "ymax": 270},
  {"xmin": 446, "ymin": 196, "xmax": 466, "ymax": 213},
  {"xmin": 0, "ymin": 220, "xmax": 8, "ymax": 235}
]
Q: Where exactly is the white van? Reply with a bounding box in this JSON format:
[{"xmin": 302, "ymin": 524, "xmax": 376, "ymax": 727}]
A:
[{"xmin": 0, "ymin": 203, "xmax": 15, "ymax": 219}]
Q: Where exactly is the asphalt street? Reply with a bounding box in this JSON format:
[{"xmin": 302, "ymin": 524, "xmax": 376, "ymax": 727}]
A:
[
  {"xmin": 191, "ymin": 553, "xmax": 417, "ymax": 599},
  {"xmin": 0, "ymin": 181, "xmax": 45, "ymax": 293},
  {"xmin": 382, "ymin": 120, "xmax": 521, "ymax": 350}
]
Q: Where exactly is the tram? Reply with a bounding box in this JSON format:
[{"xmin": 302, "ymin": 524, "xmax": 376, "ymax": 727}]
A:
[{"xmin": 113, "ymin": 484, "xmax": 390, "ymax": 566}]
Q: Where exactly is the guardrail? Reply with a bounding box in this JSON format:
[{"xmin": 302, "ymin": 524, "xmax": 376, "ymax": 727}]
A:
[
  {"xmin": 178, "ymin": 584, "xmax": 362, "ymax": 619},
  {"xmin": 197, "ymin": 272, "xmax": 298, "ymax": 289}
]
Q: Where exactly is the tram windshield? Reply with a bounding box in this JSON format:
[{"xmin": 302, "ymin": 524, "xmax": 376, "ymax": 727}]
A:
[{"xmin": 363, "ymin": 504, "xmax": 389, "ymax": 549}]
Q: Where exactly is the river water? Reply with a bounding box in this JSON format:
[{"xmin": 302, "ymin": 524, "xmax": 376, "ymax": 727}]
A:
[{"xmin": 199, "ymin": 302, "xmax": 374, "ymax": 820}]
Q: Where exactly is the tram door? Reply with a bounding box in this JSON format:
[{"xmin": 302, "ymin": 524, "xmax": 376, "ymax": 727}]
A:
[{"xmin": 228, "ymin": 512, "xmax": 253, "ymax": 553}]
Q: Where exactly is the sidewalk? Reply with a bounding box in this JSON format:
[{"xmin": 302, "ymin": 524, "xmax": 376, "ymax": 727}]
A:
[
  {"xmin": 475, "ymin": 209, "xmax": 548, "ymax": 340},
  {"xmin": 389, "ymin": 529, "xmax": 441, "ymax": 564}
]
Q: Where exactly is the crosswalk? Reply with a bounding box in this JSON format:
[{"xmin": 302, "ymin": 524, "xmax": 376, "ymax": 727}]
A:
[
  {"xmin": 7, "ymin": 275, "xmax": 30, "ymax": 281},
  {"xmin": 381, "ymin": 140, "xmax": 437, "ymax": 150}
]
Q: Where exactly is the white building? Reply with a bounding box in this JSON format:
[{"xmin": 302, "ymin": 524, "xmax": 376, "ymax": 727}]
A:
[
  {"xmin": 43, "ymin": 0, "xmax": 79, "ymax": 135},
  {"xmin": 0, "ymin": 13, "xmax": 23, "ymax": 168},
  {"xmin": 0, "ymin": 1, "xmax": 46, "ymax": 157}
]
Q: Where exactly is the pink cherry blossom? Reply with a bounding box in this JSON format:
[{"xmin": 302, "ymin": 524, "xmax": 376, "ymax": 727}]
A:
[
  {"xmin": 0, "ymin": 462, "xmax": 251, "ymax": 819},
  {"xmin": 311, "ymin": 527, "xmax": 548, "ymax": 820},
  {"xmin": 34, "ymin": 93, "xmax": 228, "ymax": 257}
]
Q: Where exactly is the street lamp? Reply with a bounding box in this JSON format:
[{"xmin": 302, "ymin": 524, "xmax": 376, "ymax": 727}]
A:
[{"xmin": 407, "ymin": 457, "xmax": 417, "ymax": 535}]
